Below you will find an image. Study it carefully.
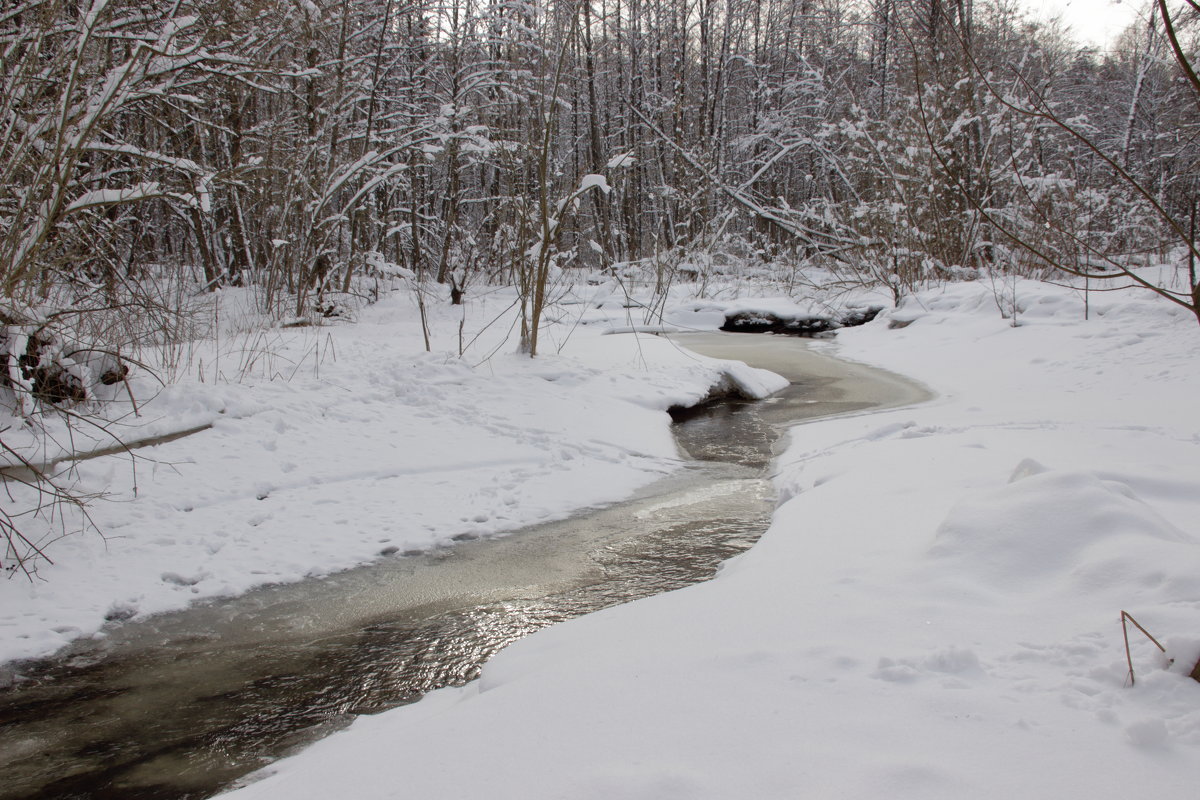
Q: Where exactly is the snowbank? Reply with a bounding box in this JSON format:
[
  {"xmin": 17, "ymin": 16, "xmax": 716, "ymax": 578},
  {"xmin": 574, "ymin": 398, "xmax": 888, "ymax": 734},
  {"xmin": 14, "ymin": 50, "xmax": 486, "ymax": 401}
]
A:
[
  {"xmin": 0, "ymin": 288, "xmax": 782, "ymax": 663},
  {"xmin": 224, "ymin": 278, "xmax": 1200, "ymax": 800}
]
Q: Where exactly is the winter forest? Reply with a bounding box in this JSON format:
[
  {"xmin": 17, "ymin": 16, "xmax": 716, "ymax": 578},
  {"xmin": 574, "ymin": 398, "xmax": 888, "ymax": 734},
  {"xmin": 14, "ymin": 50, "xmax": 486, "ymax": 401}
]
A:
[
  {"xmin": 6, "ymin": 3, "xmax": 1200, "ymax": 796},
  {"xmin": 5, "ymin": 0, "xmax": 1200, "ymax": 348},
  {"xmin": 8, "ymin": 0, "xmax": 1200, "ymax": 563}
]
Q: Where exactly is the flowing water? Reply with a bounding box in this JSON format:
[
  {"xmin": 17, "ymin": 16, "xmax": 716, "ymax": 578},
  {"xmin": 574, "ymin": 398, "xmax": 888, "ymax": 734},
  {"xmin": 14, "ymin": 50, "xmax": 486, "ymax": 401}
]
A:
[{"xmin": 0, "ymin": 333, "xmax": 927, "ymax": 800}]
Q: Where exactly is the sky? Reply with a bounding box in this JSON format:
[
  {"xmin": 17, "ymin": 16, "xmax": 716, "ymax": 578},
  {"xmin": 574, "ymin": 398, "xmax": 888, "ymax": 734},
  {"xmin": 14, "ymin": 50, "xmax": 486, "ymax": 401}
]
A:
[{"xmin": 1021, "ymin": 0, "xmax": 1144, "ymax": 47}]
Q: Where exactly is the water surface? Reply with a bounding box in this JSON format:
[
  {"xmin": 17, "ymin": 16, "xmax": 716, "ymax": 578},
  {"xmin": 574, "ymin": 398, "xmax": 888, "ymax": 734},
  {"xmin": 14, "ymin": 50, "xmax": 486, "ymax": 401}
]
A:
[{"xmin": 0, "ymin": 333, "xmax": 927, "ymax": 800}]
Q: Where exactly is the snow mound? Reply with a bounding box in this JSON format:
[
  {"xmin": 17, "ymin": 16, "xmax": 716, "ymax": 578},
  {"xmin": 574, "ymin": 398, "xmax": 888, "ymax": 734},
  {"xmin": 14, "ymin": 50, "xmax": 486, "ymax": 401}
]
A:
[
  {"xmin": 931, "ymin": 469, "xmax": 1198, "ymax": 595},
  {"xmin": 720, "ymin": 361, "xmax": 789, "ymax": 400},
  {"xmin": 1165, "ymin": 638, "xmax": 1200, "ymax": 678}
]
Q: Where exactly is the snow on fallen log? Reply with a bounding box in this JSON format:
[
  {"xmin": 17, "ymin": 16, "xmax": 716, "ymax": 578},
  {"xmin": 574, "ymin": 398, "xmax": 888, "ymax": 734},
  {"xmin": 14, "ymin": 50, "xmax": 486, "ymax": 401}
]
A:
[{"xmin": 717, "ymin": 360, "xmax": 789, "ymax": 400}]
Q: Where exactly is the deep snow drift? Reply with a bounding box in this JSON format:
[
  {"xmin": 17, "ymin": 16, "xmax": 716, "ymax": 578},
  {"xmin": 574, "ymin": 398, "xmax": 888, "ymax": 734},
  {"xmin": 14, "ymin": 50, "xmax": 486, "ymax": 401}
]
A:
[{"xmin": 221, "ymin": 277, "xmax": 1200, "ymax": 800}]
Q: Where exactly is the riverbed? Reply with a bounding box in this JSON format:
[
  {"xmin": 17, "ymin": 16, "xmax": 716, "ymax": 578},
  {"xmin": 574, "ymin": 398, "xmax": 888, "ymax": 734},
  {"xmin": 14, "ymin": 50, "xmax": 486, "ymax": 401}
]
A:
[{"xmin": 0, "ymin": 333, "xmax": 927, "ymax": 800}]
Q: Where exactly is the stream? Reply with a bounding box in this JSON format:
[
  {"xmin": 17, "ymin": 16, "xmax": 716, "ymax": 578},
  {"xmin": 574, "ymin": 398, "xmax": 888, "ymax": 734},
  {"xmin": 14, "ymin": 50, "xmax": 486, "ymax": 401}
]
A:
[{"xmin": 0, "ymin": 333, "xmax": 927, "ymax": 800}]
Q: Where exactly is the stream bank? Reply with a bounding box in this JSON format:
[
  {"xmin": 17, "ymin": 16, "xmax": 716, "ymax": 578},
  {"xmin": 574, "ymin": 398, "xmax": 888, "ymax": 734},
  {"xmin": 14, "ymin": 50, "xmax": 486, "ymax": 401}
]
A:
[
  {"xmin": 222, "ymin": 280, "xmax": 1200, "ymax": 800},
  {"xmin": 0, "ymin": 333, "xmax": 927, "ymax": 800}
]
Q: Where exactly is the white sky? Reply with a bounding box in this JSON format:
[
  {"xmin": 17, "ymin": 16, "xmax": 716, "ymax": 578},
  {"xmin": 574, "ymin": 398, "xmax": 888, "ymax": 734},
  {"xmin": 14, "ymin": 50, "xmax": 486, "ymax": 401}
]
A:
[{"xmin": 1020, "ymin": 0, "xmax": 1144, "ymax": 48}]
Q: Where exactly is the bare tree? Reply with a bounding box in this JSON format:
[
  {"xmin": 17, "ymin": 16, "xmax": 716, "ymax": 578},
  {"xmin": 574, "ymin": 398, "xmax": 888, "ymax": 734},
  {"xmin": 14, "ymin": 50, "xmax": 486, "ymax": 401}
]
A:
[{"xmin": 938, "ymin": 0, "xmax": 1200, "ymax": 323}]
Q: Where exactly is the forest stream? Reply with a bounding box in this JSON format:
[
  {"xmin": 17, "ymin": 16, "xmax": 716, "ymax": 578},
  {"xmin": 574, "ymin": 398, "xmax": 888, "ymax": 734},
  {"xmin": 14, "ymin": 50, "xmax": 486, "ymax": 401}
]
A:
[{"xmin": 0, "ymin": 332, "xmax": 928, "ymax": 800}]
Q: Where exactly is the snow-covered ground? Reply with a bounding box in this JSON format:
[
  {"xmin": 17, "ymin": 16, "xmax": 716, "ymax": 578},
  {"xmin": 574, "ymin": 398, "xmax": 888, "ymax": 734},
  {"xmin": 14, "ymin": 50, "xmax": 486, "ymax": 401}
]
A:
[
  {"xmin": 0, "ymin": 284, "xmax": 782, "ymax": 664},
  {"xmin": 219, "ymin": 276, "xmax": 1199, "ymax": 800},
  {"xmin": 5, "ymin": 272, "xmax": 1200, "ymax": 798}
]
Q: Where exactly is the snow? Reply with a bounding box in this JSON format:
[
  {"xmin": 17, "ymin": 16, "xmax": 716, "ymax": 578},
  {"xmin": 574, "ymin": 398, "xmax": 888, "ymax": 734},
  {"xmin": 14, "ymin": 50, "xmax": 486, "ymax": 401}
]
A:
[
  {"xmin": 223, "ymin": 276, "xmax": 1198, "ymax": 799},
  {"xmin": 577, "ymin": 173, "xmax": 611, "ymax": 194},
  {"xmin": 5, "ymin": 274, "xmax": 1200, "ymax": 798},
  {"xmin": 606, "ymin": 152, "xmax": 635, "ymax": 169},
  {"xmin": 0, "ymin": 287, "xmax": 775, "ymax": 662},
  {"xmin": 64, "ymin": 183, "xmax": 165, "ymax": 214},
  {"xmin": 718, "ymin": 359, "xmax": 789, "ymax": 400}
]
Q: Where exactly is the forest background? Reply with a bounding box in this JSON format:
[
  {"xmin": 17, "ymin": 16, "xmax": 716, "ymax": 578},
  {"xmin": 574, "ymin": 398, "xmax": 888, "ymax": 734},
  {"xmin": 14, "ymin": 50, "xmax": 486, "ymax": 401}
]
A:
[{"xmin": 4, "ymin": 0, "xmax": 1200, "ymax": 565}]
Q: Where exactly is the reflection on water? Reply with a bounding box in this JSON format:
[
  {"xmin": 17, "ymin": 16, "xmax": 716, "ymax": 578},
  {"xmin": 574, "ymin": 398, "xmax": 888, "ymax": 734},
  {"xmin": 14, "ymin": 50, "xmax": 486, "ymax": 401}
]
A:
[
  {"xmin": 0, "ymin": 333, "xmax": 926, "ymax": 800},
  {"xmin": 0, "ymin": 470, "xmax": 770, "ymax": 800}
]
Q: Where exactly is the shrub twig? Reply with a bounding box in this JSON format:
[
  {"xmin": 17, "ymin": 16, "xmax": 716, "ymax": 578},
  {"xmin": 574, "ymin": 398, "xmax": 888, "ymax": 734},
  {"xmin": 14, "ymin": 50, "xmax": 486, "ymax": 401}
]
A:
[{"xmin": 1121, "ymin": 610, "xmax": 1169, "ymax": 687}]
